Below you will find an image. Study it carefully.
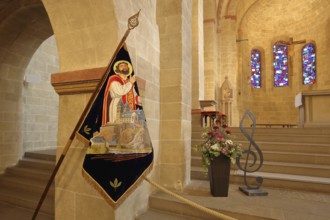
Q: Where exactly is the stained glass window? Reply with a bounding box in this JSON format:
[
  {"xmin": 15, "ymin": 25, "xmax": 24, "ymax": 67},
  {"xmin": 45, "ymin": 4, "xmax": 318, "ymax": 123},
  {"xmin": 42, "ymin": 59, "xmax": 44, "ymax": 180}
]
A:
[
  {"xmin": 251, "ymin": 49, "xmax": 261, "ymax": 88},
  {"xmin": 302, "ymin": 43, "xmax": 316, "ymax": 85},
  {"xmin": 273, "ymin": 41, "xmax": 289, "ymax": 87}
]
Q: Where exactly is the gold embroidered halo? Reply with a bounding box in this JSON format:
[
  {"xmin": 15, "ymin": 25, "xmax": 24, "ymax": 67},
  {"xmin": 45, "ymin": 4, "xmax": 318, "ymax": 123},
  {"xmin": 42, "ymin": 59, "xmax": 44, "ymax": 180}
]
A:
[{"xmin": 113, "ymin": 60, "xmax": 133, "ymax": 76}]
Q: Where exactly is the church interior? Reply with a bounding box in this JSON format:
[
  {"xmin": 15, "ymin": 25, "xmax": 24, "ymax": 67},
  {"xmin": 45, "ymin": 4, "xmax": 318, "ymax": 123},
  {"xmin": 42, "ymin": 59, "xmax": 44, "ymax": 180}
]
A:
[{"xmin": 0, "ymin": 0, "xmax": 329, "ymax": 219}]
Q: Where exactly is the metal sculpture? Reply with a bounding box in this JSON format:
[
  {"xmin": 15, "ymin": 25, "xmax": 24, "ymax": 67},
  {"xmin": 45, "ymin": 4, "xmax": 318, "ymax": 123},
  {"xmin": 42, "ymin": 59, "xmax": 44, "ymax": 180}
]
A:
[{"xmin": 236, "ymin": 110, "xmax": 268, "ymax": 196}]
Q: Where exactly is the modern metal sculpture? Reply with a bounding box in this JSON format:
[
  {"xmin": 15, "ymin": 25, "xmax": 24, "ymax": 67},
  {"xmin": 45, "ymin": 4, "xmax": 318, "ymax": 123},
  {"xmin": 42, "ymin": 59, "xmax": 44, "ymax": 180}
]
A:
[{"xmin": 236, "ymin": 110, "xmax": 268, "ymax": 196}]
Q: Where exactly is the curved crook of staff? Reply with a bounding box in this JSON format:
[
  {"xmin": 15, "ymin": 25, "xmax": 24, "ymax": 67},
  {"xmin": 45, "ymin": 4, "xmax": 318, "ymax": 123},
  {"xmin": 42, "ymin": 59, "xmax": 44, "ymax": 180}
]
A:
[{"xmin": 31, "ymin": 10, "xmax": 141, "ymax": 220}]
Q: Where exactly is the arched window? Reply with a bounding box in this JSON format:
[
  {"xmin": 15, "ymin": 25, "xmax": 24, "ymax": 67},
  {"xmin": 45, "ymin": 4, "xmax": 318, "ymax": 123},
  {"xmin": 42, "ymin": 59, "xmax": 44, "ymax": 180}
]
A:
[
  {"xmin": 251, "ymin": 49, "xmax": 261, "ymax": 88},
  {"xmin": 273, "ymin": 41, "xmax": 289, "ymax": 87},
  {"xmin": 302, "ymin": 43, "xmax": 316, "ymax": 85}
]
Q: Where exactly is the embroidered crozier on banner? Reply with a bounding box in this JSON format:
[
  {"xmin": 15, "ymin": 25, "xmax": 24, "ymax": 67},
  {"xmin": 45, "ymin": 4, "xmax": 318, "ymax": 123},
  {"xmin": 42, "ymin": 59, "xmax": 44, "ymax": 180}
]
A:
[{"xmin": 77, "ymin": 45, "xmax": 153, "ymax": 208}]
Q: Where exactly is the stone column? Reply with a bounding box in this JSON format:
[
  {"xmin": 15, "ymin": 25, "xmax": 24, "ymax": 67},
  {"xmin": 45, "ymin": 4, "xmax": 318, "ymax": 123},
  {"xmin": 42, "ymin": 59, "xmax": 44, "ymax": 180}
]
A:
[
  {"xmin": 218, "ymin": 15, "xmax": 239, "ymax": 125},
  {"xmin": 192, "ymin": 0, "xmax": 204, "ymax": 109},
  {"xmin": 203, "ymin": 0, "xmax": 218, "ymax": 102},
  {"xmin": 157, "ymin": 0, "xmax": 192, "ymax": 189},
  {"xmin": 44, "ymin": 1, "xmax": 160, "ymax": 219}
]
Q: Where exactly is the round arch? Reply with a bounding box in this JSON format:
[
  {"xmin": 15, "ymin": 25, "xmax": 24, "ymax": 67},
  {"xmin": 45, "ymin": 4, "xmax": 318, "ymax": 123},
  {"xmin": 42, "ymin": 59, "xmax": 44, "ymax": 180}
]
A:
[{"xmin": 0, "ymin": 0, "xmax": 55, "ymax": 172}]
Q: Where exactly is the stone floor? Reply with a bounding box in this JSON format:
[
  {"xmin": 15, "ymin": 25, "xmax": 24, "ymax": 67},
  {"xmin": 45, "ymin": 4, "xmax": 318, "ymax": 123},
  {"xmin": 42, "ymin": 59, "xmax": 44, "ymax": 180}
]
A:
[
  {"xmin": 1, "ymin": 180, "xmax": 330, "ymax": 219},
  {"xmin": 181, "ymin": 180, "xmax": 330, "ymax": 220}
]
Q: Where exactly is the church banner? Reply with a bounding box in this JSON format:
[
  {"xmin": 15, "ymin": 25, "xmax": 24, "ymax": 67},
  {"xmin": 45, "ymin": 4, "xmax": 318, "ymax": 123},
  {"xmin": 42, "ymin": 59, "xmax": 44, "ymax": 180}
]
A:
[{"xmin": 77, "ymin": 45, "xmax": 153, "ymax": 208}]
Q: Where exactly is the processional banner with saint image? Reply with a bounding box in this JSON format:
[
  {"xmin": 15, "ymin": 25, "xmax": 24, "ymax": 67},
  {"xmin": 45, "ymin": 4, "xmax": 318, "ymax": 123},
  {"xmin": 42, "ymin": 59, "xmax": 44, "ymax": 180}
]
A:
[{"xmin": 77, "ymin": 45, "xmax": 153, "ymax": 208}]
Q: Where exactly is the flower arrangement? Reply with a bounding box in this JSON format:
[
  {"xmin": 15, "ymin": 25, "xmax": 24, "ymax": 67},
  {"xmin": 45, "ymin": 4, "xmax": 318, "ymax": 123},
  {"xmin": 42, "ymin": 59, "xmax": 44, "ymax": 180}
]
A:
[{"xmin": 195, "ymin": 114, "xmax": 242, "ymax": 169}]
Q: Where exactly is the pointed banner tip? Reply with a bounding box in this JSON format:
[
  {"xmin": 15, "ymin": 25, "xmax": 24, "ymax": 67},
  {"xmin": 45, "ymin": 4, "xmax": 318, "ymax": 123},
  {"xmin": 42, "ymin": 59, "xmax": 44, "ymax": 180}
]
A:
[{"xmin": 128, "ymin": 10, "xmax": 141, "ymax": 30}]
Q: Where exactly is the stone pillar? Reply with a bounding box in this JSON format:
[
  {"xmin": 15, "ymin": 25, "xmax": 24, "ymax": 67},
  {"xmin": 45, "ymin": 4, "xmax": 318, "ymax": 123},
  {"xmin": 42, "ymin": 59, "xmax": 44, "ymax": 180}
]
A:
[
  {"xmin": 203, "ymin": 0, "xmax": 218, "ymax": 102},
  {"xmin": 44, "ymin": 1, "xmax": 160, "ymax": 219},
  {"xmin": 192, "ymin": 0, "xmax": 204, "ymax": 109},
  {"xmin": 218, "ymin": 14, "xmax": 239, "ymax": 126},
  {"xmin": 157, "ymin": 0, "xmax": 192, "ymax": 189}
]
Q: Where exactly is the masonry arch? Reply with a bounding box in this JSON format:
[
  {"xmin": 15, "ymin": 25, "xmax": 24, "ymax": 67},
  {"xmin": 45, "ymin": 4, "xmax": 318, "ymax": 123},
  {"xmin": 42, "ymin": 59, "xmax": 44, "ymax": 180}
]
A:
[{"xmin": 0, "ymin": 0, "xmax": 56, "ymax": 172}]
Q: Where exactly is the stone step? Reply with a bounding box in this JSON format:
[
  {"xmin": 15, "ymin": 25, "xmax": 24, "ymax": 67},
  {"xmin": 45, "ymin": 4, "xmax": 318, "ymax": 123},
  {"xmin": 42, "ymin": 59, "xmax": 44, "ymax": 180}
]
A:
[
  {"xmin": 147, "ymin": 192, "xmax": 236, "ymax": 220},
  {"xmin": 191, "ymin": 168, "xmax": 330, "ymax": 193},
  {"xmin": 0, "ymin": 186, "xmax": 54, "ymax": 215},
  {"xmin": 230, "ymin": 127, "xmax": 330, "ymax": 135},
  {"xmin": 192, "ymin": 126, "xmax": 330, "ymax": 136},
  {"xmin": 146, "ymin": 191, "xmax": 274, "ymax": 220},
  {"xmin": 0, "ymin": 175, "xmax": 55, "ymax": 196},
  {"xmin": 261, "ymin": 151, "xmax": 330, "ymax": 165},
  {"xmin": 24, "ymin": 149, "xmax": 56, "ymax": 162},
  {"xmin": 0, "ymin": 149, "xmax": 56, "ymax": 217},
  {"xmin": 183, "ymin": 180, "xmax": 330, "ymax": 220},
  {"xmin": 5, "ymin": 166, "xmax": 54, "ymax": 182},
  {"xmin": 191, "ymin": 148, "xmax": 330, "ymax": 166},
  {"xmin": 136, "ymin": 209, "xmax": 202, "ymax": 220},
  {"xmin": 236, "ymin": 140, "xmax": 330, "ymax": 154},
  {"xmin": 0, "ymin": 202, "xmax": 54, "ymax": 220},
  {"xmin": 18, "ymin": 158, "xmax": 55, "ymax": 171},
  {"xmin": 191, "ymin": 156, "xmax": 330, "ymax": 178},
  {"xmin": 191, "ymin": 140, "xmax": 330, "ymax": 154},
  {"xmin": 191, "ymin": 131, "xmax": 330, "ymax": 144}
]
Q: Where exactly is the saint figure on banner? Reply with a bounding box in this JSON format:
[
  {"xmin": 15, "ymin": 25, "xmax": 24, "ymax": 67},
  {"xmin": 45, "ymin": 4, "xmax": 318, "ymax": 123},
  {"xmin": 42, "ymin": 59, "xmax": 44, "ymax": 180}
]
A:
[
  {"xmin": 79, "ymin": 45, "xmax": 153, "ymax": 208},
  {"xmin": 102, "ymin": 60, "xmax": 141, "ymax": 125}
]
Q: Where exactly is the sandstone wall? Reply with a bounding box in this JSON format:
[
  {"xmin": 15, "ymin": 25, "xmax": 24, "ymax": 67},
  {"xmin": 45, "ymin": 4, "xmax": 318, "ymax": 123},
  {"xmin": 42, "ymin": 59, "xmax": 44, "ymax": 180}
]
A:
[{"xmin": 220, "ymin": 0, "xmax": 330, "ymax": 126}]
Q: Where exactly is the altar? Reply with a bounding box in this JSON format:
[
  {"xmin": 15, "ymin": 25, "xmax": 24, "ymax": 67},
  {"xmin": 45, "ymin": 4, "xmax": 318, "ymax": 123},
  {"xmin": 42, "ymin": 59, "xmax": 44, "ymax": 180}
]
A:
[{"xmin": 298, "ymin": 89, "xmax": 330, "ymax": 127}]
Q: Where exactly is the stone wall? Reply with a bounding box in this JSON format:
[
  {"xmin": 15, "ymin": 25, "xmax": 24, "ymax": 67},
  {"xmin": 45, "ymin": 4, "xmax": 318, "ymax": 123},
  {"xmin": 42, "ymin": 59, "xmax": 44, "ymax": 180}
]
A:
[
  {"xmin": 0, "ymin": 2, "xmax": 53, "ymax": 173},
  {"xmin": 226, "ymin": 0, "xmax": 330, "ymax": 126},
  {"xmin": 23, "ymin": 35, "xmax": 59, "ymax": 152},
  {"xmin": 203, "ymin": 0, "xmax": 218, "ymax": 102},
  {"xmin": 157, "ymin": 0, "xmax": 192, "ymax": 189},
  {"xmin": 192, "ymin": 0, "xmax": 204, "ymax": 109}
]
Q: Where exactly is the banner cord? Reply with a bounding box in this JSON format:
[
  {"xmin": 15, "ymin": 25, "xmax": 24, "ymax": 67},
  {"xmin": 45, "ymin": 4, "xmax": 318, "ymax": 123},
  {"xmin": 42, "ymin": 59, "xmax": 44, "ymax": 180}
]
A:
[{"xmin": 143, "ymin": 177, "xmax": 237, "ymax": 220}]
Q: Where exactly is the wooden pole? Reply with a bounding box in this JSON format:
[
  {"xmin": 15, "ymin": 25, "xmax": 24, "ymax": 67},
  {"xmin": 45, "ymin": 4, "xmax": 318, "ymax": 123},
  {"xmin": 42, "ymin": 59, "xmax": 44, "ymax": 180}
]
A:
[{"xmin": 31, "ymin": 10, "xmax": 140, "ymax": 220}]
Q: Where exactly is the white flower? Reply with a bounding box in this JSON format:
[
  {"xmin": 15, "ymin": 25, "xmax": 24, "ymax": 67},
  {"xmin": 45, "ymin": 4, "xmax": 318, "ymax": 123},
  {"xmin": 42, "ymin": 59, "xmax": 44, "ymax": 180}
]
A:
[
  {"xmin": 225, "ymin": 140, "xmax": 233, "ymax": 145},
  {"xmin": 210, "ymin": 143, "xmax": 220, "ymax": 151}
]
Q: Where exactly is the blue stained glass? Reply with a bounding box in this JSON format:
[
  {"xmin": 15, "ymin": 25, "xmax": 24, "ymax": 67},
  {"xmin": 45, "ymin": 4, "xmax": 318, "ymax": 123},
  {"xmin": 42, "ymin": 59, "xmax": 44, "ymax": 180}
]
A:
[
  {"xmin": 302, "ymin": 43, "xmax": 316, "ymax": 85},
  {"xmin": 251, "ymin": 49, "xmax": 261, "ymax": 88},
  {"xmin": 273, "ymin": 41, "xmax": 289, "ymax": 87}
]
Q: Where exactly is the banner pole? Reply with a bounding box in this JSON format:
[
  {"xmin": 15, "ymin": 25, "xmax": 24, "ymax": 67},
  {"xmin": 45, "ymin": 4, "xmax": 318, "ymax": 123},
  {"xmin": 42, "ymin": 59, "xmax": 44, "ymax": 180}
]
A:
[{"xmin": 31, "ymin": 10, "xmax": 141, "ymax": 220}]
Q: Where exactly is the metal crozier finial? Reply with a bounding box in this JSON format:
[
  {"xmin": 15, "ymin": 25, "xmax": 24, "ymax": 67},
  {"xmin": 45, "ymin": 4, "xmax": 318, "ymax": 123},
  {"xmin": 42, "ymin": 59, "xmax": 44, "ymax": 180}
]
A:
[{"xmin": 128, "ymin": 10, "xmax": 141, "ymax": 30}]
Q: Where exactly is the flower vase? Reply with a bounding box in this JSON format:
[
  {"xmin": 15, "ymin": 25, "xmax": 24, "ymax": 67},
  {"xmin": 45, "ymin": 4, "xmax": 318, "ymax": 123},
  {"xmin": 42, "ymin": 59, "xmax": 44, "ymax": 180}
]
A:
[{"xmin": 208, "ymin": 154, "xmax": 231, "ymax": 197}]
